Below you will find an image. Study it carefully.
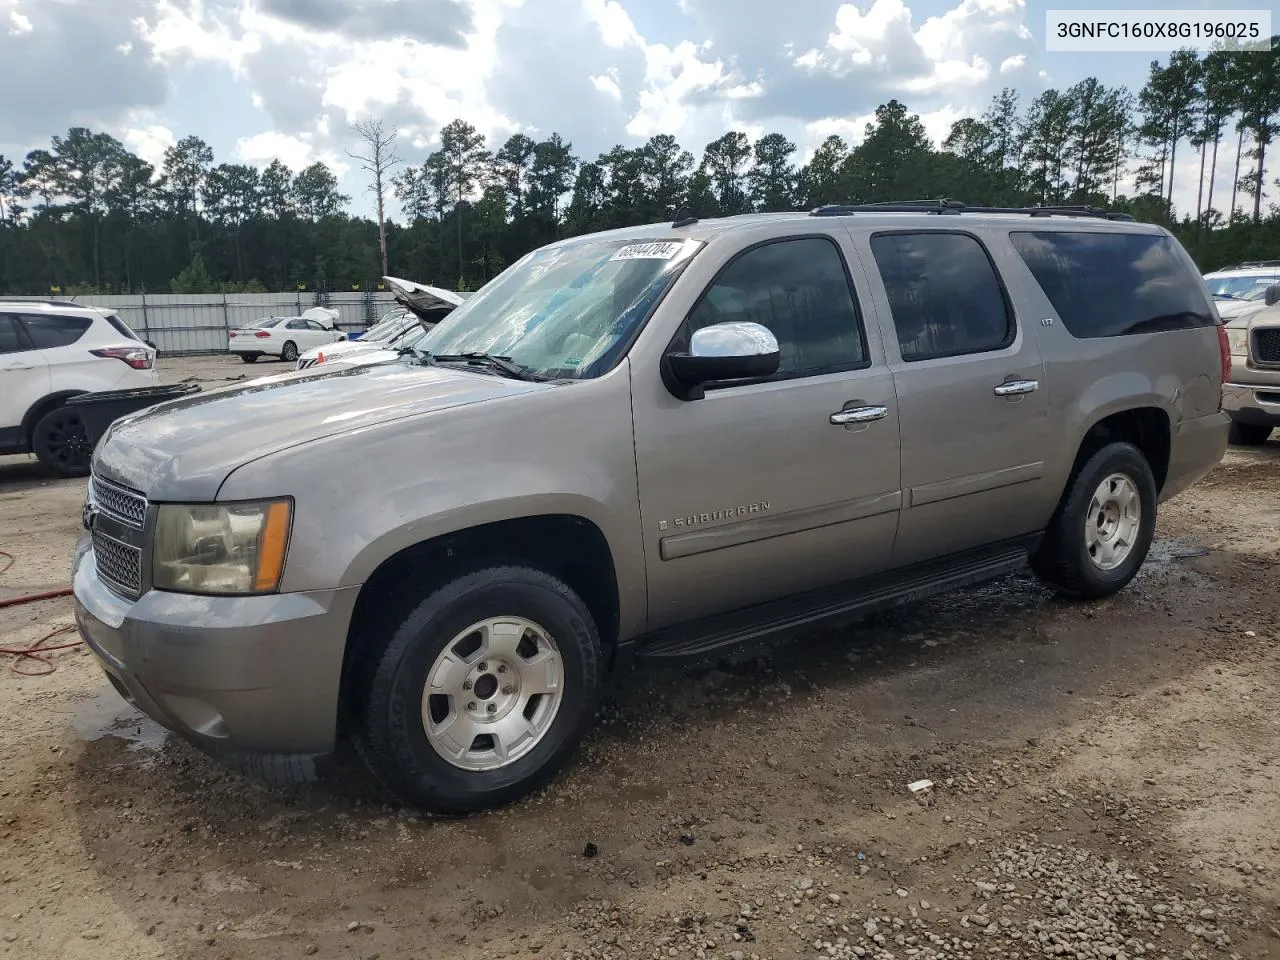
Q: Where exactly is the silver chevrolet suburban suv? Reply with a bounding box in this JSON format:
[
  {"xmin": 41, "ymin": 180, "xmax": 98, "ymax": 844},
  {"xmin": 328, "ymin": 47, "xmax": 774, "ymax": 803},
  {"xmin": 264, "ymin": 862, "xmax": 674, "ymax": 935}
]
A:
[{"xmin": 73, "ymin": 202, "xmax": 1230, "ymax": 814}]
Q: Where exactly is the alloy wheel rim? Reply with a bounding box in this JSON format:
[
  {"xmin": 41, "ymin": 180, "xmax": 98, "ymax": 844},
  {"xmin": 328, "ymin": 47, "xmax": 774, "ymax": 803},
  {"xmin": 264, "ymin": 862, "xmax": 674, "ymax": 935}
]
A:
[
  {"xmin": 1084, "ymin": 472, "xmax": 1141, "ymax": 571},
  {"xmin": 421, "ymin": 616, "xmax": 564, "ymax": 771}
]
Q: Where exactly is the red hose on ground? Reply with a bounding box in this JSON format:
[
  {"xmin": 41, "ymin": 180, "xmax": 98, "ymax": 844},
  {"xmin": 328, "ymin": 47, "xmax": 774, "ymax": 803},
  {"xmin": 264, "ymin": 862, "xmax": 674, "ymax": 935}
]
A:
[{"xmin": 0, "ymin": 550, "xmax": 81, "ymax": 674}]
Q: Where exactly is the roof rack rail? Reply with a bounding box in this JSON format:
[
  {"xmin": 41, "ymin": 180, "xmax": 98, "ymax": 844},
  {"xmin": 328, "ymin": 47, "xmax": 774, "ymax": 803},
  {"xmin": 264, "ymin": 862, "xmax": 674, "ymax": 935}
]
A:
[
  {"xmin": 1217, "ymin": 259, "xmax": 1280, "ymax": 270},
  {"xmin": 808, "ymin": 199, "xmax": 1135, "ymax": 222}
]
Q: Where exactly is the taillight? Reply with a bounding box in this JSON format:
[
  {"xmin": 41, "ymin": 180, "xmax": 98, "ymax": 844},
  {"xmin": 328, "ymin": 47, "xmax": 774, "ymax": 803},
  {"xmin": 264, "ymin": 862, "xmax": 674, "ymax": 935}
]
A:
[
  {"xmin": 229, "ymin": 331, "xmax": 238, "ymax": 338},
  {"xmin": 254, "ymin": 330, "xmax": 271, "ymax": 339},
  {"xmin": 1217, "ymin": 323, "xmax": 1231, "ymax": 384},
  {"xmin": 91, "ymin": 346, "xmax": 154, "ymax": 370}
]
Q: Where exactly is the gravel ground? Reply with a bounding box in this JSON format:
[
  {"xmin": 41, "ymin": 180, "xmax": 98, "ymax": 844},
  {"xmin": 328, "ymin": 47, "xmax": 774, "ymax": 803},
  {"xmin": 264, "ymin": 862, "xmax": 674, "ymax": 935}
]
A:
[{"xmin": 1, "ymin": 354, "xmax": 1278, "ymax": 960}]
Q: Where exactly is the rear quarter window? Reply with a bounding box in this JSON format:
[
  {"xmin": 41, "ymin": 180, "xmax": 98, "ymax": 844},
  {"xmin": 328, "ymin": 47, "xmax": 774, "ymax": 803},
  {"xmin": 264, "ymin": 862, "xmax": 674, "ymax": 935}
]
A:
[
  {"xmin": 1009, "ymin": 231, "xmax": 1214, "ymax": 338},
  {"xmin": 19, "ymin": 313, "xmax": 93, "ymax": 349},
  {"xmin": 103, "ymin": 313, "xmax": 142, "ymax": 342}
]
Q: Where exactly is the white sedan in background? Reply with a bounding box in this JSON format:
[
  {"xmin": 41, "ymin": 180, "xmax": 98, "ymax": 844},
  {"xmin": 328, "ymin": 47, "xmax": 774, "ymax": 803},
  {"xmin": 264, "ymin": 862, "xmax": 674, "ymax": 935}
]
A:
[{"xmin": 228, "ymin": 307, "xmax": 345, "ymax": 363}]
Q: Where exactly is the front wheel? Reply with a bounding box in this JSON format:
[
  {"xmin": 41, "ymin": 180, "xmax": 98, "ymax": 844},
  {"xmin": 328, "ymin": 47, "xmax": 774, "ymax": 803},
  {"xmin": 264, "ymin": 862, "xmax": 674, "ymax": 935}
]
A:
[
  {"xmin": 31, "ymin": 406, "xmax": 93, "ymax": 478},
  {"xmin": 352, "ymin": 566, "xmax": 604, "ymax": 814},
  {"xmin": 280, "ymin": 341, "xmax": 298, "ymax": 363},
  {"xmin": 1228, "ymin": 422, "xmax": 1273, "ymax": 446},
  {"xmin": 239, "ymin": 353, "xmax": 259, "ymax": 363},
  {"xmin": 1031, "ymin": 441, "xmax": 1157, "ymax": 600}
]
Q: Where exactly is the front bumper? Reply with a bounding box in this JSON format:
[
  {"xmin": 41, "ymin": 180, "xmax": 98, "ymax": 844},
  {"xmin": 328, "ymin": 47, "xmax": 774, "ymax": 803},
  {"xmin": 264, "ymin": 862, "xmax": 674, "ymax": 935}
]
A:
[
  {"xmin": 1222, "ymin": 382, "xmax": 1280, "ymax": 427},
  {"xmin": 72, "ymin": 534, "xmax": 360, "ymax": 774}
]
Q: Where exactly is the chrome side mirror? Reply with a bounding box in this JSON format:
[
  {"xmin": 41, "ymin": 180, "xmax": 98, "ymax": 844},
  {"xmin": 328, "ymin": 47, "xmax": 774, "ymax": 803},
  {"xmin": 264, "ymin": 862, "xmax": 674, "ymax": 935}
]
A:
[{"xmin": 664, "ymin": 320, "xmax": 781, "ymax": 400}]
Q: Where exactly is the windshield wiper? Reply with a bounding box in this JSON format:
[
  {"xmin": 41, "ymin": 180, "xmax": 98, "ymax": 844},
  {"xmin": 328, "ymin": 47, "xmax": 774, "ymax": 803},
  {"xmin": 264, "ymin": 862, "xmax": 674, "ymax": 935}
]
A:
[
  {"xmin": 1214, "ymin": 293, "xmax": 1245, "ymax": 301},
  {"xmin": 424, "ymin": 352, "xmax": 547, "ymax": 381}
]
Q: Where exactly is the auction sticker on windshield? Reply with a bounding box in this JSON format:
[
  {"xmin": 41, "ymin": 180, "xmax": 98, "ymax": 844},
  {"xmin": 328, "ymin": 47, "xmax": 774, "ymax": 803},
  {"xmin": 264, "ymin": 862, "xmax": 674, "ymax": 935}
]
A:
[{"xmin": 611, "ymin": 241, "xmax": 687, "ymax": 261}]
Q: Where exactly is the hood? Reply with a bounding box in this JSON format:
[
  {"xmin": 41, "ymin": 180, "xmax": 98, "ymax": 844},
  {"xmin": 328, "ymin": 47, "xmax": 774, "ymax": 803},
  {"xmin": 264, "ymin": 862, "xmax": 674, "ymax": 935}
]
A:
[
  {"xmin": 298, "ymin": 338, "xmax": 391, "ymax": 362},
  {"xmin": 1215, "ymin": 298, "xmax": 1270, "ymax": 321},
  {"xmin": 301, "ymin": 306, "xmax": 340, "ymax": 328},
  {"xmin": 384, "ymin": 276, "xmax": 464, "ymax": 321},
  {"xmin": 93, "ymin": 361, "xmax": 552, "ymax": 501}
]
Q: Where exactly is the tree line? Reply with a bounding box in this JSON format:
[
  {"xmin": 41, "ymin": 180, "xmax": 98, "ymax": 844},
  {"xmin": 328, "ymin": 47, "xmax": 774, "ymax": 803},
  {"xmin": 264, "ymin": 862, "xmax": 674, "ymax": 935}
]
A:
[{"xmin": 1, "ymin": 41, "xmax": 1278, "ymax": 298}]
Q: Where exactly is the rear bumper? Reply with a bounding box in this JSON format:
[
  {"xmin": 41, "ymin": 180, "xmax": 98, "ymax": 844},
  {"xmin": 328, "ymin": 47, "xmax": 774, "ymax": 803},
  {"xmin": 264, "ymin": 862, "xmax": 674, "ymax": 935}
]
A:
[
  {"xmin": 1222, "ymin": 382, "xmax": 1280, "ymax": 427},
  {"xmin": 1160, "ymin": 410, "xmax": 1229, "ymax": 503},
  {"xmin": 72, "ymin": 534, "xmax": 360, "ymax": 777}
]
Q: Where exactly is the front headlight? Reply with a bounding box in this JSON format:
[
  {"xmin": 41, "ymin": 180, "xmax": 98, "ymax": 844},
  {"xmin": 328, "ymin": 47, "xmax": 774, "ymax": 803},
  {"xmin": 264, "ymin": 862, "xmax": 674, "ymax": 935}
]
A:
[
  {"xmin": 1226, "ymin": 327, "xmax": 1249, "ymax": 357},
  {"xmin": 153, "ymin": 499, "xmax": 292, "ymax": 595}
]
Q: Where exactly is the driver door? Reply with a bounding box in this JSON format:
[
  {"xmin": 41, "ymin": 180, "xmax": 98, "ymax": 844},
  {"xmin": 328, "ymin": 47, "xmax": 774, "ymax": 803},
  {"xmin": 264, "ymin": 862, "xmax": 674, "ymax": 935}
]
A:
[{"xmin": 631, "ymin": 230, "xmax": 903, "ymax": 629}]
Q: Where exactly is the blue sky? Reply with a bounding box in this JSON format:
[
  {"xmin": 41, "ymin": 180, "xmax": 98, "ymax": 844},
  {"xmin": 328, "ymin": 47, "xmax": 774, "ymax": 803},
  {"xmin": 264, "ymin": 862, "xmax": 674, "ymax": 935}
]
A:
[{"xmin": 2, "ymin": 0, "xmax": 1276, "ymax": 219}]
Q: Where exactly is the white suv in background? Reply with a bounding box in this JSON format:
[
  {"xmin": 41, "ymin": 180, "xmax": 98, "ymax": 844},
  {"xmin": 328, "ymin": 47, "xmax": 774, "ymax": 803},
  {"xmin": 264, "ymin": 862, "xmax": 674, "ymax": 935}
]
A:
[
  {"xmin": 1204, "ymin": 261, "xmax": 1280, "ymax": 321},
  {"xmin": 0, "ymin": 300, "xmax": 158, "ymax": 476}
]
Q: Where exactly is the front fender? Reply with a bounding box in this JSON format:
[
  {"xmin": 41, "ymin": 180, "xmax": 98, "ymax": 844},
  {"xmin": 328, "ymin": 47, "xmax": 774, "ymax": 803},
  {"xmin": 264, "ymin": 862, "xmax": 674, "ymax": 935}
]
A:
[{"xmin": 216, "ymin": 363, "xmax": 647, "ymax": 639}]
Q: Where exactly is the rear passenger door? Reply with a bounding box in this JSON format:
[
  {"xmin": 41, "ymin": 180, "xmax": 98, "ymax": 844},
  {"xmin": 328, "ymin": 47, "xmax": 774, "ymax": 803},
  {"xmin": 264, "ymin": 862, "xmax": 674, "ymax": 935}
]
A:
[
  {"xmin": 857, "ymin": 229, "xmax": 1052, "ymax": 566},
  {"xmin": 16, "ymin": 313, "xmax": 92, "ymax": 395}
]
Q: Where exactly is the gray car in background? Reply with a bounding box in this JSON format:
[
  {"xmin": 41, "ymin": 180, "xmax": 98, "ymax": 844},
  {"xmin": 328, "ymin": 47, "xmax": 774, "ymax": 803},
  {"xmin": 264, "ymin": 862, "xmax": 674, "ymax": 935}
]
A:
[{"xmin": 73, "ymin": 202, "xmax": 1229, "ymax": 814}]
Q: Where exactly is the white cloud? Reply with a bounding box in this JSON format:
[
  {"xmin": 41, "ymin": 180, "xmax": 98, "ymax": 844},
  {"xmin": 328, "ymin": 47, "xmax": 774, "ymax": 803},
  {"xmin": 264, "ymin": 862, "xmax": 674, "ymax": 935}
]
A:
[
  {"xmin": 9, "ymin": 10, "xmax": 31, "ymax": 35},
  {"xmin": 1000, "ymin": 54, "xmax": 1025, "ymax": 72},
  {"xmin": 591, "ymin": 72, "xmax": 622, "ymax": 99},
  {"xmin": 802, "ymin": 103, "xmax": 963, "ymax": 156},
  {"xmin": 792, "ymin": 0, "xmax": 1029, "ymax": 96},
  {"xmin": 233, "ymin": 130, "xmax": 348, "ymax": 176},
  {"xmin": 122, "ymin": 122, "xmax": 176, "ymax": 169}
]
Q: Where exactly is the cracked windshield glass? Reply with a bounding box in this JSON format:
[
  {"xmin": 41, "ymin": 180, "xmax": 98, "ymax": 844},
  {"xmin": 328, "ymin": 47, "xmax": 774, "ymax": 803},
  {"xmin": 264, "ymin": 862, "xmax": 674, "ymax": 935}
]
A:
[{"xmin": 417, "ymin": 238, "xmax": 701, "ymax": 379}]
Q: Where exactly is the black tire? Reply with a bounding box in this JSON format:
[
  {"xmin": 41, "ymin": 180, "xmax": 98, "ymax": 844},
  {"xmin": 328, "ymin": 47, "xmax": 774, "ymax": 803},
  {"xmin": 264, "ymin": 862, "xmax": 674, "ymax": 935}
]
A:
[
  {"xmin": 239, "ymin": 353, "xmax": 259, "ymax": 363},
  {"xmin": 352, "ymin": 566, "xmax": 604, "ymax": 814},
  {"xmin": 1030, "ymin": 441, "xmax": 1157, "ymax": 601},
  {"xmin": 1228, "ymin": 422, "xmax": 1272, "ymax": 446},
  {"xmin": 31, "ymin": 406, "xmax": 93, "ymax": 478},
  {"xmin": 280, "ymin": 341, "xmax": 298, "ymax": 363}
]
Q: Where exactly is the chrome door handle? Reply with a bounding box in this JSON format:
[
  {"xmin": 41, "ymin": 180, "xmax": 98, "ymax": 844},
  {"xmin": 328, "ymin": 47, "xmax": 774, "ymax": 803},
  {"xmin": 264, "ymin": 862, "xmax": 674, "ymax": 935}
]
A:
[
  {"xmin": 830, "ymin": 405, "xmax": 888, "ymax": 425},
  {"xmin": 993, "ymin": 379, "xmax": 1039, "ymax": 397}
]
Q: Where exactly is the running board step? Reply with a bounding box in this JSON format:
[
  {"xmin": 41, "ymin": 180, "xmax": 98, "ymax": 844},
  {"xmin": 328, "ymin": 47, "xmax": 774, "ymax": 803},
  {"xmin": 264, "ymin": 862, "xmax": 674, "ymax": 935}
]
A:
[{"xmin": 633, "ymin": 543, "xmax": 1031, "ymax": 662}]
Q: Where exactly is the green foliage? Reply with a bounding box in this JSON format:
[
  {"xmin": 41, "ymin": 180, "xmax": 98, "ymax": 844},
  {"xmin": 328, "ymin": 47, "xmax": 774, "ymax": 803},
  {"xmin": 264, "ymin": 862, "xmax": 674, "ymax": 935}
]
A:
[
  {"xmin": 4, "ymin": 44, "xmax": 1280, "ymax": 297},
  {"xmin": 170, "ymin": 254, "xmax": 215, "ymax": 294}
]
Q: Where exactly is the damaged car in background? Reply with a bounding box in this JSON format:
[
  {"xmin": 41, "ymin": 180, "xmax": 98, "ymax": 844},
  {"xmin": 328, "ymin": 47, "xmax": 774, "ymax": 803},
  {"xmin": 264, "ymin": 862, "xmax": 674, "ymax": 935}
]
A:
[{"xmin": 295, "ymin": 278, "xmax": 464, "ymax": 370}]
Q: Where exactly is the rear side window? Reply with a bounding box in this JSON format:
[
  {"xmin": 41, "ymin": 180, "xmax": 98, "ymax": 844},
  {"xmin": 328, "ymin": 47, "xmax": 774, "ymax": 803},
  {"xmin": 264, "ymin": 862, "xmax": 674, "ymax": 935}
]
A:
[
  {"xmin": 869, "ymin": 232, "xmax": 1013, "ymax": 362},
  {"xmin": 286, "ymin": 318, "xmax": 309, "ymax": 330},
  {"xmin": 103, "ymin": 313, "xmax": 142, "ymax": 342},
  {"xmin": 1009, "ymin": 231, "xmax": 1215, "ymax": 337},
  {"xmin": 683, "ymin": 236, "xmax": 867, "ymax": 379},
  {"xmin": 0, "ymin": 315, "xmax": 29, "ymax": 354},
  {"xmin": 19, "ymin": 313, "xmax": 92, "ymax": 349}
]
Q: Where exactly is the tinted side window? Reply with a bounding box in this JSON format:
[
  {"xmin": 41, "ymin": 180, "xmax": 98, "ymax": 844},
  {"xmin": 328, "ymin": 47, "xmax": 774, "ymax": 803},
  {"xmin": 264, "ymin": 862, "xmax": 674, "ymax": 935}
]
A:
[
  {"xmin": 19, "ymin": 314, "xmax": 92, "ymax": 349},
  {"xmin": 286, "ymin": 318, "xmax": 308, "ymax": 330},
  {"xmin": 0, "ymin": 316, "xmax": 28, "ymax": 354},
  {"xmin": 305, "ymin": 320, "xmax": 326, "ymax": 331},
  {"xmin": 1009, "ymin": 231, "xmax": 1215, "ymax": 337},
  {"xmin": 684, "ymin": 237, "xmax": 866, "ymax": 379},
  {"xmin": 870, "ymin": 232, "xmax": 1012, "ymax": 362}
]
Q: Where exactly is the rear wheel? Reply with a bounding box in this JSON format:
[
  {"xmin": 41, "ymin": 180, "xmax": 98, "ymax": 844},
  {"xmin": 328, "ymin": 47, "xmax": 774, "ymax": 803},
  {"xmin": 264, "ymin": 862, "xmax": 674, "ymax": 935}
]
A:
[
  {"xmin": 352, "ymin": 566, "xmax": 603, "ymax": 814},
  {"xmin": 31, "ymin": 406, "xmax": 93, "ymax": 478},
  {"xmin": 239, "ymin": 353, "xmax": 259, "ymax": 363},
  {"xmin": 1031, "ymin": 441, "xmax": 1157, "ymax": 600},
  {"xmin": 281, "ymin": 341, "xmax": 298, "ymax": 363},
  {"xmin": 1228, "ymin": 422, "xmax": 1272, "ymax": 446}
]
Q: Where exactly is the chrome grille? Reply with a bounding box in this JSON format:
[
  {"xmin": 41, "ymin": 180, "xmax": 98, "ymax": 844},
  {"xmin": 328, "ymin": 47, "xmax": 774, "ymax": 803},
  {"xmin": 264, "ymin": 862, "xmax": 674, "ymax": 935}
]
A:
[
  {"xmin": 91, "ymin": 475, "xmax": 146, "ymax": 527},
  {"xmin": 92, "ymin": 530, "xmax": 142, "ymax": 598},
  {"xmin": 1254, "ymin": 328, "xmax": 1280, "ymax": 365}
]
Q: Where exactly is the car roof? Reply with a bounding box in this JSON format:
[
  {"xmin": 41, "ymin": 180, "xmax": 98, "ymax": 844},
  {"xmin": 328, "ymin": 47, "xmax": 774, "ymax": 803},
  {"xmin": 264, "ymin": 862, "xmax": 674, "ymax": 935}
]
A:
[
  {"xmin": 1205, "ymin": 264, "xmax": 1280, "ymax": 278},
  {"xmin": 0, "ymin": 299, "xmax": 109, "ymax": 317},
  {"xmin": 541, "ymin": 208, "xmax": 1168, "ymax": 252}
]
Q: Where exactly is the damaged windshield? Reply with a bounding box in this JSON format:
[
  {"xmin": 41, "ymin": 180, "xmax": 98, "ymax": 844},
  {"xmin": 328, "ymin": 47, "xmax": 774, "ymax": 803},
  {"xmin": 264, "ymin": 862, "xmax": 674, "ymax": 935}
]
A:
[{"xmin": 415, "ymin": 237, "xmax": 701, "ymax": 380}]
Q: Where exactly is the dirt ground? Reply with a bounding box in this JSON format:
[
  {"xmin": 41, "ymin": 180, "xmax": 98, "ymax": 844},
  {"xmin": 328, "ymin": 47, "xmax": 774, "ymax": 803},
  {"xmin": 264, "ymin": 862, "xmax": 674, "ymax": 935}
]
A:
[{"xmin": 1, "ymin": 354, "xmax": 1278, "ymax": 960}]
